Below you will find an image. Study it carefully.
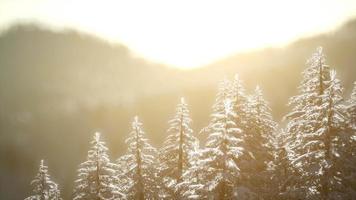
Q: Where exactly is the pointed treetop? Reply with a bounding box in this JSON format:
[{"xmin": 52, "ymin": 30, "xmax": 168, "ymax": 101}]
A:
[
  {"xmin": 214, "ymin": 78, "xmax": 232, "ymax": 105},
  {"xmin": 133, "ymin": 115, "xmax": 142, "ymax": 128},
  {"xmin": 38, "ymin": 159, "xmax": 48, "ymax": 174},
  {"xmin": 94, "ymin": 132, "xmax": 101, "ymax": 142},
  {"xmin": 180, "ymin": 97, "xmax": 186, "ymax": 104},
  {"xmin": 231, "ymin": 73, "xmax": 247, "ymax": 103},
  {"xmin": 26, "ymin": 159, "xmax": 62, "ymax": 200},
  {"xmin": 253, "ymin": 86, "xmax": 266, "ymax": 103},
  {"xmin": 351, "ymin": 81, "xmax": 356, "ymax": 102},
  {"xmin": 255, "ymin": 85, "xmax": 262, "ymax": 93},
  {"xmin": 220, "ymin": 77, "xmax": 231, "ymax": 88},
  {"xmin": 40, "ymin": 159, "xmax": 44, "ymax": 168},
  {"xmin": 307, "ymin": 46, "xmax": 327, "ymax": 67},
  {"xmin": 330, "ymin": 69, "xmax": 337, "ymax": 80},
  {"xmin": 232, "ymin": 74, "xmax": 244, "ymax": 87},
  {"xmin": 327, "ymin": 70, "xmax": 343, "ymax": 95}
]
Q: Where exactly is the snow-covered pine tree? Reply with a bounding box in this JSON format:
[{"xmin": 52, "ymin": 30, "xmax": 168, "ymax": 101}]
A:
[
  {"xmin": 222, "ymin": 74, "xmax": 262, "ymax": 199},
  {"xmin": 284, "ymin": 47, "xmax": 331, "ymax": 199},
  {"xmin": 200, "ymin": 78, "xmax": 232, "ymax": 135},
  {"xmin": 321, "ymin": 70, "xmax": 356, "ymax": 199},
  {"xmin": 230, "ymin": 74, "xmax": 248, "ymax": 128},
  {"xmin": 158, "ymin": 98, "xmax": 199, "ymax": 199},
  {"xmin": 200, "ymin": 99, "xmax": 243, "ymax": 199},
  {"xmin": 25, "ymin": 160, "xmax": 62, "ymax": 200},
  {"xmin": 242, "ymin": 86, "xmax": 277, "ymax": 199},
  {"xmin": 73, "ymin": 132, "xmax": 123, "ymax": 200},
  {"xmin": 121, "ymin": 116, "xmax": 158, "ymax": 200},
  {"xmin": 342, "ymin": 81, "xmax": 356, "ymax": 198},
  {"xmin": 115, "ymin": 154, "xmax": 132, "ymax": 198},
  {"xmin": 176, "ymin": 149, "xmax": 206, "ymax": 199},
  {"xmin": 351, "ymin": 82, "xmax": 356, "ymax": 102},
  {"xmin": 348, "ymin": 82, "xmax": 356, "ymax": 128},
  {"xmin": 270, "ymin": 129, "xmax": 296, "ymax": 200},
  {"xmin": 285, "ymin": 48, "xmax": 350, "ymax": 199}
]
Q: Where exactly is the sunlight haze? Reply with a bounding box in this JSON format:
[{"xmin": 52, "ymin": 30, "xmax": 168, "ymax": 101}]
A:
[
  {"xmin": 1, "ymin": 1, "xmax": 356, "ymax": 199},
  {"xmin": 0, "ymin": 0, "xmax": 356, "ymax": 68}
]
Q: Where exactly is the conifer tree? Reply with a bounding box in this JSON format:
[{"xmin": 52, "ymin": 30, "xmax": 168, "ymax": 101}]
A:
[
  {"xmin": 176, "ymin": 149, "xmax": 206, "ymax": 199},
  {"xmin": 285, "ymin": 48, "xmax": 349, "ymax": 199},
  {"xmin": 270, "ymin": 130, "xmax": 295, "ymax": 200},
  {"xmin": 25, "ymin": 160, "xmax": 62, "ymax": 200},
  {"xmin": 121, "ymin": 116, "xmax": 158, "ymax": 200},
  {"xmin": 158, "ymin": 98, "xmax": 199, "ymax": 199},
  {"xmin": 200, "ymin": 99, "xmax": 243, "ymax": 199},
  {"xmin": 348, "ymin": 82, "xmax": 356, "ymax": 128},
  {"xmin": 73, "ymin": 132, "xmax": 123, "ymax": 200},
  {"xmin": 230, "ymin": 74, "xmax": 248, "ymax": 128},
  {"xmin": 319, "ymin": 70, "xmax": 347, "ymax": 199},
  {"xmin": 284, "ymin": 47, "xmax": 331, "ymax": 198},
  {"xmin": 115, "ymin": 154, "xmax": 132, "ymax": 198},
  {"xmin": 330, "ymin": 77, "xmax": 356, "ymax": 199},
  {"xmin": 201, "ymin": 78, "xmax": 232, "ymax": 135},
  {"xmin": 242, "ymin": 86, "xmax": 277, "ymax": 198}
]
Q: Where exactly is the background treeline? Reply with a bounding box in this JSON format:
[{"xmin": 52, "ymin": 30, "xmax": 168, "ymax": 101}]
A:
[{"xmin": 25, "ymin": 47, "xmax": 356, "ymax": 199}]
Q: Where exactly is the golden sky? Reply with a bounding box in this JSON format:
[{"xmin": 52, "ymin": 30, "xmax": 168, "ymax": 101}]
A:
[{"xmin": 1, "ymin": 0, "xmax": 356, "ymax": 69}]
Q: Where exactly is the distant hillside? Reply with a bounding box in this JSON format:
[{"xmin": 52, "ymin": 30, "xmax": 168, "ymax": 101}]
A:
[
  {"xmin": 0, "ymin": 20, "xmax": 356, "ymax": 199},
  {"xmin": 190, "ymin": 20, "xmax": 356, "ymax": 115}
]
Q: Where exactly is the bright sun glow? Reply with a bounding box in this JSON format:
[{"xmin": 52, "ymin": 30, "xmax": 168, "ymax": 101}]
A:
[{"xmin": 1, "ymin": 0, "xmax": 356, "ymax": 69}]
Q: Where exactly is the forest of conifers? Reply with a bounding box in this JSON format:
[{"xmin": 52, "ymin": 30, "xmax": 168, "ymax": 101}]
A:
[{"xmin": 25, "ymin": 47, "xmax": 356, "ymax": 200}]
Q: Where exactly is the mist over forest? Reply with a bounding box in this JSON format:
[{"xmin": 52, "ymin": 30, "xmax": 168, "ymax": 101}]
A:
[{"xmin": 0, "ymin": 19, "xmax": 356, "ymax": 199}]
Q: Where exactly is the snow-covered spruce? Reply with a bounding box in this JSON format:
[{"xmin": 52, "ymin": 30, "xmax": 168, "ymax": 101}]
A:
[
  {"xmin": 120, "ymin": 116, "xmax": 159, "ymax": 200},
  {"xmin": 199, "ymin": 99, "xmax": 243, "ymax": 199},
  {"xmin": 348, "ymin": 82, "xmax": 356, "ymax": 128},
  {"xmin": 342, "ymin": 82, "xmax": 356, "ymax": 198},
  {"xmin": 73, "ymin": 132, "xmax": 124, "ymax": 200},
  {"xmin": 241, "ymin": 86, "xmax": 278, "ymax": 199},
  {"xmin": 270, "ymin": 130, "xmax": 295, "ymax": 200},
  {"xmin": 25, "ymin": 160, "xmax": 62, "ymax": 200},
  {"xmin": 327, "ymin": 72, "xmax": 356, "ymax": 199},
  {"xmin": 230, "ymin": 74, "xmax": 249, "ymax": 128},
  {"xmin": 158, "ymin": 98, "xmax": 199, "ymax": 199},
  {"xmin": 285, "ymin": 48, "xmax": 349, "ymax": 199},
  {"xmin": 283, "ymin": 47, "xmax": 331, "ymax": 199},
  {"xmin": 200, "ymin": 78, "xmax": 232, "ymax": 136},
  {"xmin": 115, "ymin": 154, "xmax": 132, "ymax": 198},
  {"xmin": 176, "ymin": 149, "xmax": 206, "ymax": 199}
]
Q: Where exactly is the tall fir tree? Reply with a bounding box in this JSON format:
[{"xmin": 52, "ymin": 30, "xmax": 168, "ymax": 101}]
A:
[
  {"xmin": 25, "ymin": 160, "xmax": 62, "ymax": 200},
  {"xmin": 322, "ymin": 71, "xmax": 355, "ymax": 199},
  {"xmin": 270, "ymin": 130, "xmax": 296, "ymax": 200},
  {"xmin": 176, "ymin": 149, "xmax": 206, "ymax": 199},
  {"xmin": 200, "ymin": 99, "xmax": 243, "ymax": 199},
  {"xmin": 243, "ymin": 86, "xmax": 277, "ymax": 199},
  {"xmin": 200, "ymin": 78, "xmax": 232, "ymax": 135},
  {"xmin": 346, "ymin": 81, "xmax": 356, "ymax": 197},
  {"xmin": 348, "ymin": 82, "xmax": 356, "ymax": 128},
  {"xmin": 73, "ymin": 132, "xmax": 123, "ymax": 200},
  {"xmin": 158, "ymin": 98, "xmax": 199, "ymax": 199},
  {"xmin": 121, "ymin": 116, "xmax": 159, "ymax": 200},
  {"xmin": 228, "ymin": 75, "xmax": 262, "ymax": 199},
  {"xmin": 285, "ymin": 48, "xmax": 349, "ymax": 199},
  {"xmin": 284, "ymin": 47, "xmax": 331, "ymax": 198},
  {"xmin": 115, "ymin": 154, "xmax": 132, "ymax": 198},
  {"xmin": 230, "ymin": 74, "xmax": 249, "ymax": 128}
]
